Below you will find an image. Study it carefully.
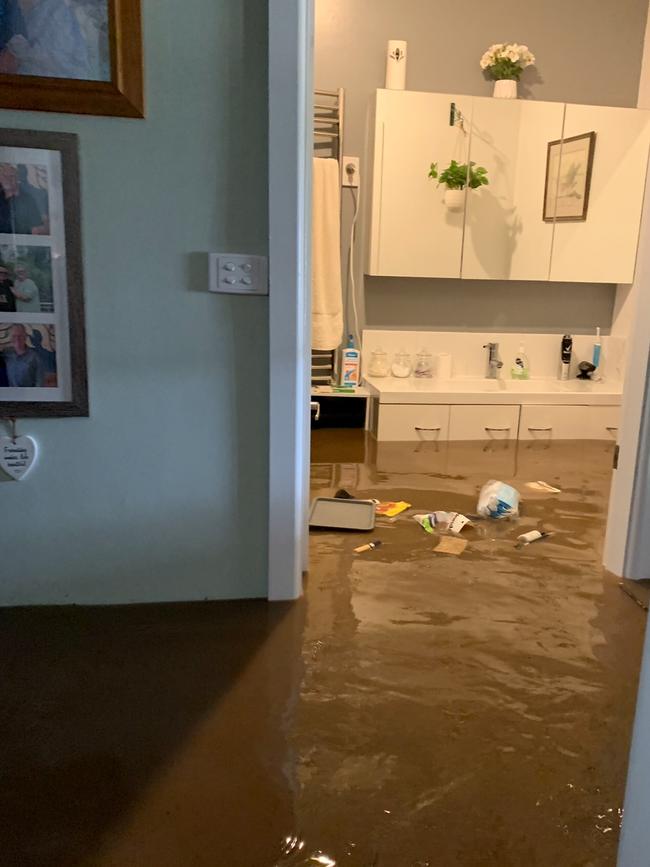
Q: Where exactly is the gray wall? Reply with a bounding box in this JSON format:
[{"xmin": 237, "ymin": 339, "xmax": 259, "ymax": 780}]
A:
[
  {"xmin": 0, "ymin": 0, "xmax": 269, "ymax": 604},
  {"xmin": 314, "ymin": 0, "xmax": 648, "ymax": 335}
]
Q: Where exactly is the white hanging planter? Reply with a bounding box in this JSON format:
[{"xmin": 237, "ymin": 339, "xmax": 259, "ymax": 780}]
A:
[
  {"xmin": 493, "ymin": 79, "xmax": 518, "ymax": 99},
  {"xmin": 444, "ymin": 188, "xmax": 466, "ymax": 211}
]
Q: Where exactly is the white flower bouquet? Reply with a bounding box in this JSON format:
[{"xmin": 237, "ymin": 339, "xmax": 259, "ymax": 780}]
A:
[{"xmin": 480, "ymin": 43, "xmax": 535, "ymax": 81}]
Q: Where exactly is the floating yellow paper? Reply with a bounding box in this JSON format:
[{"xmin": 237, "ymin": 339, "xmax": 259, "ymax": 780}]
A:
[{"xmin": 376, "ymin": 501, "xmax": 411, "ymax": 518}]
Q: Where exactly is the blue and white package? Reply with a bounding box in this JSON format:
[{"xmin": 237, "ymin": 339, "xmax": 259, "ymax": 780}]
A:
[{"xmin": 477, "ymin": 480, "xmax": 520, "ymax": 519}]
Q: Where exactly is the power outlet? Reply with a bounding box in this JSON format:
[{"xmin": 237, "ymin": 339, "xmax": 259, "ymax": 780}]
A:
[
  {"xmin": 342, "ymin": 156, "xmax": 360, "ymax": 188},
  {"xmin": 208, "ymin": 253, "xmax": 268, "ymax": 295}
]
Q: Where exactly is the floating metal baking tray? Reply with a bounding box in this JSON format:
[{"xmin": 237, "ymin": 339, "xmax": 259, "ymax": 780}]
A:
[{"xmin": 309, "ymin": 497, "xmax": 376, "ymax": 531}]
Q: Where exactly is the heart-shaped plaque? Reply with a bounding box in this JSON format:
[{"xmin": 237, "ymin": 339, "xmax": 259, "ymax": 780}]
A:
[{"xmin": 0, "ymin": 435, "xmax": 37, "ymax": 480}]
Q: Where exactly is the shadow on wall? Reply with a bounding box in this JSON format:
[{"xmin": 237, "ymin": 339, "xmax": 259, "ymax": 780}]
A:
[
  {"xmin": 0, "ymin": 599, "xmax": 304, "ymax": 867},
  {"xmin": 364, "ymin": 276, "xmax": 617, "ymax": 333}
]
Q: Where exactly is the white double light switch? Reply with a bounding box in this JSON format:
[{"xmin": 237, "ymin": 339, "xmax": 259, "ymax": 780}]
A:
[{"xmin": 209, "ymin": 253, "xmax": 268, "ymax": 295}]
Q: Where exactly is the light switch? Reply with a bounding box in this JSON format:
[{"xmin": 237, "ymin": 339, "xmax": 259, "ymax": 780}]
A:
[{"xmin": 208, "ymin": 253, "xmax": 269, "ymax": 295}]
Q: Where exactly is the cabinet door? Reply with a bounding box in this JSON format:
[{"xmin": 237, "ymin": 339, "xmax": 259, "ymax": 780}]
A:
[
  {"xmin": 448, "ymin": 404, "xmax": 520, "ymax": 441},
  {"xmin": 376, "ymin": 441, "xmax": 449, "ymax": 474},
  {"xmin": 367, "ymin": 90, "xmax": 470, "ymax": 278},
  {"xmin": 519, "ymin": 405, "xmax": 620, "ymax": 440},
  {"xmin": 462, "ymin": 98, "xmax": 564, "ymax": 281},
  {"xmin": 376, "ymin": 403, "xmax": 450, "ymax": 442},
  {"xmin": 550, "ymin": 104, "xmax": 650, "ymax": 283}
]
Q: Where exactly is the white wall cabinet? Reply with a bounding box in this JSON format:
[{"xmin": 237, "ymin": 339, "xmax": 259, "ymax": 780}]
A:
[
  {"xmin": 367, "ymin": 90, "xmax": 471, "ymax": 278},
  {"xmin": 366, "ymin": 89, "xmax": 650, "ymax": 284}
]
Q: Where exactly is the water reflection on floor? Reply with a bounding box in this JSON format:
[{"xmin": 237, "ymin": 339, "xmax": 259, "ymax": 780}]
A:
[{"xmin": 289, "ymin": 431, "xmax": 646, "ymax": 866}]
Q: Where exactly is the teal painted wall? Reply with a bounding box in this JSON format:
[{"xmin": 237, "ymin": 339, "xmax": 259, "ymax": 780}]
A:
[{"xmin": 0, "ymin": 0, "xmax": 269, "ymax": 604}]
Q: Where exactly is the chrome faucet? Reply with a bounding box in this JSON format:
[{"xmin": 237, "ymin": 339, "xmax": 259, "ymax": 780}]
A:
[{"xmin": 483, "ymin": 342, "xmax": 503, "ymax": 379}]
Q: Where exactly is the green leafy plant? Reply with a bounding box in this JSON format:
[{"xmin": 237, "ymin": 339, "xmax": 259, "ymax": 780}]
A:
[{"xmin": 428, "ymin": 160, "xmax": 489, "ymax": 190}]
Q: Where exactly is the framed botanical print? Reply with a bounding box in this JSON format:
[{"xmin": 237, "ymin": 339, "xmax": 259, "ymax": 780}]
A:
[
  {"xmin": 543, "ymin": 131, "xmax": 597, "ymax": 222},
  {"xmin": 0, "ymin": 0, "xmax": 143, "ymax": 118},
  {"xmin": 0, "ymin": 128, "xmax": 88, "ymax": 417}
]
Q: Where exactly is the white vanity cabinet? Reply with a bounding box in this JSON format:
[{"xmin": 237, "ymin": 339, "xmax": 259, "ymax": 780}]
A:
[
  {"xmin": 369, "ymin": 395, "xmax": 620, "ymax": 442},
  {"xmin": 366, "ymin": 89, "xmax": 650, "ymax": 284},
  {"xmin": 448, "ymin": 405, "xmax": 520, "ymax": 441},
  {"xmin": 519, "ymin": 405, "xmax": 620, "ymax": 441},
  {"xmin": 373, "ymin": 403, "xmax": 450, "ymax": 442}
]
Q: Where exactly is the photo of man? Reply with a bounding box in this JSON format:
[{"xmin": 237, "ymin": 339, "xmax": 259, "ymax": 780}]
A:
[
  {"xmin": 0, "ymin": 321, "xmax": 57, "ymax": 388},
  {"xmin": 4, "ymin": 322, "xmax": 40, "ymax": 386},
  {"xmin": 0, "ymin": 246, "xmax": 53, "ymax": 311},
  {"xmin": 0, "ymin": 162, "xmax": 49, "ymax": 235},
  {"xmin": 0, "ymin": 0, "xmax": 109, "ymax": 81},
  {"xmin": 11, "ymin": 263, "xmax": 40, "ymax": 312}
]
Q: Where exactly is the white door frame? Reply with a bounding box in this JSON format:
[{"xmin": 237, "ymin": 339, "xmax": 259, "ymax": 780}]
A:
[{"xmin": 267, "ymin": 0, "xmax": 313, "ymax": 600}]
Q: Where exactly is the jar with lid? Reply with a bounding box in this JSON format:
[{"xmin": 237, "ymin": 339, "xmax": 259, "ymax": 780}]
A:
[
  {"xmin": 414, "ymin": 349, "xmax": 433, "ymax": 378},
  {"xmin": 368, "ymin": 348, "xmax": 390, "ymax": 377},
  {"xmin": 391, "ymin": 351, "xmax": 412, "ymax": 378}
]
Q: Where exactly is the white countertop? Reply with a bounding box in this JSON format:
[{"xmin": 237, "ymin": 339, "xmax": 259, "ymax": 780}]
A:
[{"xmin": 364, "ymin": 376, "xmax": 623, "ymax": 406}]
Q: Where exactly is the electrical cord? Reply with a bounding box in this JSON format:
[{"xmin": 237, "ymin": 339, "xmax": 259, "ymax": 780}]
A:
[{"xmin": 346, "ymin": 171, "xmax": 361, "ymax": 349}]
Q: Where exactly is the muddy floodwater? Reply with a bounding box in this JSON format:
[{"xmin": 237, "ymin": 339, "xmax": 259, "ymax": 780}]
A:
[
  {"xmin": 291, "ymin": 433, "xmax": 646, "ymax": 866},
  {"xmin": 0, "ymin": 433, "xmax": 645, "ymax": 867}
]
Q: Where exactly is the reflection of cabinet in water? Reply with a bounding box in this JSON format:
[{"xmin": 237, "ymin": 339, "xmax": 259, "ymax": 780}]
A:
[{"xmin": 366, "ymin": 89, "xmax": 650, "ymax": 284}]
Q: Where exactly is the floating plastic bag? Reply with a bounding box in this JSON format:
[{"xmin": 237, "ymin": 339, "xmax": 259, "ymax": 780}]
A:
[{"xmin": 477, "ymin": 480, "xmax": 520, "ymax": 519}]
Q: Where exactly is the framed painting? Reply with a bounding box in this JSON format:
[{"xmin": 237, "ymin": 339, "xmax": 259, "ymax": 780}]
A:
[
  {"xmin": 0, "ymin": 0, "xmax": 143, "ymax": 118},
  {"xmin": 0, "ymin": 128, "xmax": 88, "ymax": 418},
  {"xmin": 543, "ymin": 132, "xmax": 597, "ymax": 222}
]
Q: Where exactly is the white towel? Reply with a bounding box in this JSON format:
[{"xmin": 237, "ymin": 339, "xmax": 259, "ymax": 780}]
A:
[{"xmin": 311, "ymin": 158, "xmax": 343, "ymax": 351}]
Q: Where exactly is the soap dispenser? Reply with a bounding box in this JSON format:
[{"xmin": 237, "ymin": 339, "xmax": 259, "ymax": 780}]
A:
[{"xmin": 511, "ymin": 344, "xmax": 530, "ymax": 380}]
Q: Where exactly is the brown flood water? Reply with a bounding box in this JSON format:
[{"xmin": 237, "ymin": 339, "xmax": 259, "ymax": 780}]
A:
[
  {"xmin": 293, "ymin": 432, "xmax": 646, "ymax": 866},
  {"xmin": 0, "ymin": 432, "xmax": 645, "ymax": 867}
]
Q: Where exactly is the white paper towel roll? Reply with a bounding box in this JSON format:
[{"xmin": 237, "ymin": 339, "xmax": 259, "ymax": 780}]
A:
[
  {"xmin": 385, "ymin": 40, "xmax": 407, "ymax": 90},
  {"xmin": 437, "ymin": 352, "xmax": 452, "ymax": 380}
]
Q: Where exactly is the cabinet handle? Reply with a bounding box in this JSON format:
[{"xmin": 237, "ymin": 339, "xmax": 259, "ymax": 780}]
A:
[
  {"xmin": 528, "ymin": 426, "xmax": 552, "ymax": 432},
  {"xmin": 485, "ymin": 426, "xmax": 510, "ymax": 432},
  {"xmin": 606, "ymin": 426, "xmax": 619, "ymax": 433},
  {"xmin": 415, "ymin": 426, "xmax": 441, "ymax": 431},
  {"xmin": 310, "ymin": 401, "xmax": 321, "ymax": 421}
]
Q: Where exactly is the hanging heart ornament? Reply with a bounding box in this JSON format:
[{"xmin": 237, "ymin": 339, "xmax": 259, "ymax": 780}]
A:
[{"xmin": 0, "ymin": 435, "xmax": 37, "ymax": 480}]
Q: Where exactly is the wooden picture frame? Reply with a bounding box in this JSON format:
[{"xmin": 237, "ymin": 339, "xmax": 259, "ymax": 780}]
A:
[
  {"xmin": 0, "ymin": 128, "xmax": 88, "ymax": 418},
  {"xmin": 543, "ymin": 131, "xmax": 596, "ymax": 222},
  {"xmin": 0, "ymin": 0, "xmax": 143, "ymax": 118}
]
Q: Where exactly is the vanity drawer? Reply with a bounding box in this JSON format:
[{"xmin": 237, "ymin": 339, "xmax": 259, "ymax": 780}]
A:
[
  {"xmin": 376, "ymin": 441, "xmax": 449, "ymax": 474},
  {"xmin": 519, "ymin": 405, "xmax": 620, "ymax": 441},
  {"xmin": 376, "ymin": 404, "xmax": 450, "ymax": 442},
  {"xmin": 448, "ymin": 405, "xmax": 520, "ymax": 441}
]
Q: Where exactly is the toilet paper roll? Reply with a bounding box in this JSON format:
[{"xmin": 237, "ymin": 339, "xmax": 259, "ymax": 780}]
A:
[
  {"xmin": 385, "ymin": 40, "xmax": 407, "ymax": 90},
  {"xmin": 437, "ymin": 352, "xmax": 452, "ymax": 380}
]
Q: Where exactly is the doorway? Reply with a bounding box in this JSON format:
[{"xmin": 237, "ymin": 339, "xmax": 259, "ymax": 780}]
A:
[{"xmin": 268, "ymin": 0, "xmax": 650, "ymax": 861}]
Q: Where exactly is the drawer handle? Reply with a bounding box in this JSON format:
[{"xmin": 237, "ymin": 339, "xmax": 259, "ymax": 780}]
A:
[
  {"xmin": 485, "ymin": 426, "xmax": 511, "ymax": 432},
  {"xmin": 528, "ymin": 427, "xmax": 552, "ymax": 432},
  {"xmin": 415, "ymin": 426, "xmax": 441, "ymax": 431},
  {"xmin": 606, "ymin": 426, "xmax": 619, "ymax": 433}
]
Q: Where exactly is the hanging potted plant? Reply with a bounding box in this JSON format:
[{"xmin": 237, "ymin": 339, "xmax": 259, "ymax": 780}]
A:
[
  {"xmin": 428, "ymin": 160, "xmax": 489, "ymax": 210},
  {"xmin": 480, "ymin": 43, "xmax": 535, "ymax": 99}
]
